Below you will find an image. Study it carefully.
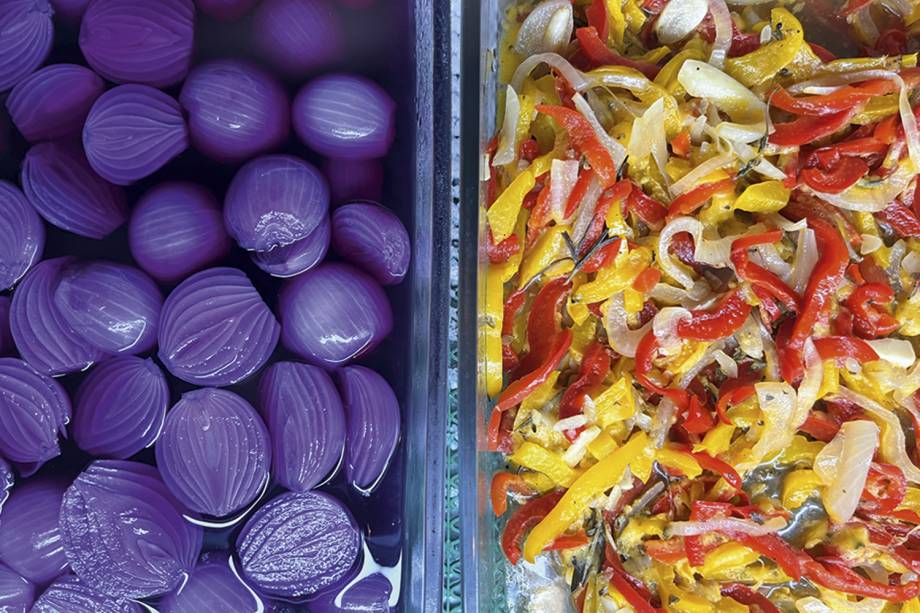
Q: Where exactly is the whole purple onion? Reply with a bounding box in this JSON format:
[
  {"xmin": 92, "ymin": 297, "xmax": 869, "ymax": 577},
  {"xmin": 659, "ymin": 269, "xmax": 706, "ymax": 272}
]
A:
[
  {"xmin": 195, "ymin": 0, "xmax": 258, "ymax": 20},
  {"xmin": 0, "ymin": 478, "xmax": 69, "ymax": 585},
  {"xmin": 0, "ymin": 1, "xmax": 54, "ymax": 93},
  {"xmin": 0, "ymin": 458, "xmax": 12, "ymax": 513},
  {"xmin": 0, "ymin": 296, "xmax": 12, "ymax": 356},
  {"xmin": 83, "ymin": 85, "xmax": 188, "ymax": 186},
  {"xmin": 72, "ymin": 356, "xmax": 169, "ymax": 459},
  {"xmin": 79, "ymin": 0, "xmax": 195, "ymax": 87},
  {"xmin": 258, "ymin": 361, "xmax": 345, "ymax": 492},
  {"xmin": 237, "ymin": 491, "xmax": 360, "ymax": 599},
  {"xmin": 251, "ymin": 215, "xmax": 329, "ymax": 278},
  {"xmin": 308, "ymin": 572, "xmax": 394, "ymax": 613},
  {"xmin": 6, "ymin": 64, "xmax": 104, "ymax": 142},
  {"xmin": 180, "ymin": 60, "xmax": 290, "ymax": 163},
  {"xmin": 332, "ymin": 202, "xmax": 410, "ymax": 286},
  {"xmin": 279, "ymin": 263, "xmax": 392, "ymax": 368},
  {"xmin": 9, "ymin": 258, "xmax": 105, "ymax": 375},
  {"xmin": 158, "ymin": 267, "xmax": 280, "ymax": 386},
  {"xmin": 21, "ymin": 142, "xmax": 127, "ymax": 239},
  {"xmin": 0, "ymin": 180, "xmax": 44, "ymax": 291},
  {"xmin": 0, "ymin": 358, "xmax": 70, "ymax": 465},
  {"xmin": 60, "ymin": 460, "xmax": 203, "ymax": 599},
  {"xmin": 159, "ymin": 552, "xmax": 264, "ymax": 613},
  {"xmin": 293, "ymin": 74, "xmax": 395, "ymax": 160},
  {"xmin": 32, "ymin": 574, "xmax": 142, "ymax": 613},
  {"xmin": 0, "ymin": 563, "xmax": 34, "ymax": 613},
  {"xmin": 224, "ymin": 155, "xmax": 329, "ymax": 252},
  {"xmin": 50, "ymin": 0, "xmax": 90, "ymax": 20},
  {"xmin": 252, "ymin": 0, "xmax": 343, "ymax": 77},
  {"xmin": 323, "ymin": 158, "xmax": 383, "ymax": 204},
  {"xmin": 128, "ymin": 182, "xmax": 231, "ymax": 284}
]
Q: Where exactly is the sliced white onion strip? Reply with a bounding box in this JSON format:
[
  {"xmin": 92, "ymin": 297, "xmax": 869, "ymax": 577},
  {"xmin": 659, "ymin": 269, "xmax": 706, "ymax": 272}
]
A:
[
  {"xmin": 860, "ymin": 234, "xmax": 884, "ymax": 255},
  {"xmin": 629, "ymin": 98, "xmax": 669, "ymax": 185},
  {"xmin": 668, "ymin": 516, "xmax": 786, "ymax": 537},
  {"xmin": 768, "ymin": 213, "xmax": 807, "ymax": 232},
  {"xmin": 713, "ymin": 349, "xmax": 739, "ymax": 379},
  {"xmin": 652, "ymin": 397, "xmax": 677, "ymax": 449},
  {"xmin": 678, "ymin": 342, "xmax": 726, "ymax": 388},
  {"xmin": 554, "ymin": 414, "xmax": 589, "ymax": 432},
  {"xmin": 549, "ymin": 159, "xmax": 580, "ymax": 220},
  {"xmin": 818, "ymin": 420, "xmax": 879, "ymax": 524},
  {"xmin": 903, "ymin": 251, "xmax": 920, "ymax": 274},
  {"xmin": 790, "ymin": 228, "xmax": 818, "ymax": 295},
  {"xmin": 649, "ymin": 279, "xmax": 714, "ymax": 307},
  {"xmin": 511, "ymin": 52, "xmax": 589, "ymax": 94},
  {"xmin": 572, "ymin": 93, "xmax": 628, "ymax": 169},
  {"xmin": 752, "ymin": 243, "xmax": 792, "ymax": 279},
  {"xmin": 658, "ymin": 217, "xmax": 703, "ymax": 290},
  {"xmin": 514, "ymin": 0, "xmax": 573, "ymax": 58},
  {"xmin": 493, "ymin": 85, "xmax": 522, "ymax": 166},
  {"xmin": 739, "ymin": 382, "xmax": 798, "ymax": 472},
  {"xmin": 571, "ymin": 175, "xmax": 604, "ymax": 243},
  {"xmin": 604, "ymin": 293, "xmax": 652, "ymax": 358},
  {"xmin": 677, "ymin": 60, "xmax": 766, "ymax": 123},
  {"xmin": 562, "ymin": 426, "xmax": 600, "ymax": 467},
  {"xmin": 669, "ymin": 151, "xmax": 735, "ymax": 197},
  {"xmin": 866, "ymin": 338, "xmax": 916, "ymax": 368},
  {"xmin": 653, "ymin": 307, "xmax": 692, "ymax": 354},
  {"xmin": 797, "ymin": 339, "xmax": 823, "ymax": 425},
  {"xmin": 656, "ymin": 0, "xmax": 709, "ymax": 45},
  {"xmin": 707, "ymin": 0, "xmax": 733, "ymax": 69}
]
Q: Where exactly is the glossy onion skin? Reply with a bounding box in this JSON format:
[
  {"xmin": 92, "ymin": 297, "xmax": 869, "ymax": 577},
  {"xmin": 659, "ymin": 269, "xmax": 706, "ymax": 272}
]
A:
[
  {"xmin": 0, "ymin": 562, "xmax": 34, "ymax": 613},
  {"xmin": 308, "ymin": 572, "xmax": 393, "ymax": 613},
  {"xmin": 0, "ymin": 296, "xmax": 12, "ymax": 356},
  {"xmin": 79, "ymin": 0, "xmax": 195, "ymax": 87},
  {"xmin": 156, "ymin": 389, "xmax": 270, "ymax": 518},
  {"xmin": 252, "ymin": 0, "xmax": 343, "ymax": 77},
  {"xmin": 83, "ymin": 85, "xmax": 189, "ymax": 186},
  {"xmin": 251, "ymin": 215, "xmax": 330, "ymax": 278},
  {"xmin": 0, "ymin": 1, "xmax": 54, "ymax": 93},
  {"xmin": 258, "ymin": 361, "xmax": 345, "ymax": 492},
  {"xmin": 0, "ymin": 458, "xmax": 12, "ymax": 513},
  {"xmin": 279, "ymin": 263, "xmax": 392, "ymax": 367},
  {"xmin": 21, "ymin": 142, "xmax": 128, "ymax": 239},
  {"xmin": 323, "ymin": 157, "xmax": 383, "ymax": 204},
  {"xmin": 9, "ymin": 258, "xmax": 105, "ymax": 375},
  {"xmin": 237, "ymin": 491, "xmax": 360, "ymax": 599},
  {"xmin": 158, "ymin": 267, "xmax": 280, "ymax": 386},
  {"xmin": 159, "ymin": 552, "xmax": 264, "ymax": 613},
  {"xmin": 0, "ymin": 358, "xmax": 70, "ymax": 464},
  {"xmin": 32, "ymin": 574, "xmax": 142, "ymax": 613},
  {"xmin": 0, "ymin": 180, "xmax": 44, "ymax": 291},
  {"xmin": 72, "ymin": 356, "xmax": 169, "ymax": 459},
  {"xmin": 53, "ymin": 261, "xmax": 162, "ymax": 355},
  {"xmin": 128, "ymin": 182, "xmax": 230, "ymax": 284},
  {"xmin": 7, "ymin": 64, "xmax": 104, "ymax": 142},
  {"xmin": 224, "ymin": 155, "xmax": 329, "ymax": 252},
  {"xmin": 180, "ymin": 60, "xmax": 290, "ymax": 163},
  {"xmin": 0, "ymin": 478, "xmax": 69, "ymax": 585},
  {"xmin": 195, "ymin": 0, "xmax": 258, "ymax": 20},
  {"xmin": 60, "ymin": 460, "xmax": 203, "ymax": 599},
  {"xmin": 293, "ymin": 74, "xmax": 396, "ymax": 160},
  {"xmin": 332, "ymin": 202, "xmax": 410, "ymax": 286}
]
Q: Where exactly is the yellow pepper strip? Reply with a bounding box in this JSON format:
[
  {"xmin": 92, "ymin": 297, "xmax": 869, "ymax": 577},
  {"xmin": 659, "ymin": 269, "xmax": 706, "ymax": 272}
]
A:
[
  {"xmin": 693, "ymin": 422, "xmax": 734, "ymax": 457},
  {"xmin": 588, "ymin": 430, "xmax": 617, "ymax": 460},
  {"xmin": 619, "ymin": 515, "xmax": 668, "ymax": 550},
  {"xmin": 571, "ymin": 317, "xmax": 597, "ymax": 360},
  {"xmin": 852, "ymin": 95, "xmax": 900, "ymax": 125},
  {"xmin": 816, "ymin": 360, "xmax": 839, "ymax": 400},
  {"xmin": 698, "ymin": 543, "xmax": 761, "ymax": 579},
  {"xmin": 593, "ymin": 375, "xmax": 636, "ymax": 428},
  {"xmin": 521, "ymin": 471, "xmax": 556, "ymax": 493},
  {"xmin": 523, "ymin": 432, "xmax": 649, "ymax": 562},
  {"xmin": 898, "ymin": 291, "xmax": 920, "ymax": 336},
  {"xmin": 509, "ymin": 441, "xmax": 579, "ymax": 488},
  {"xmin": 669, "ymin": 342, "xmax": 711, "ymax": 377},
  {"xmin": 778, "ymin": 435, "xmax": 824, "ymax": 465},
  {"xmin": 623, "ymin": 287, "xmax": 644, "ymax": 314},
  {"xmin": 732, "ymin": 180, "xmax": 790, "ymax": 213},
  {"xmin": 514, "ymin": 81, "xmax": 538, "ymax": 150},
  {"xmin": 484, "ymin": 266, "xmax": 505, "ymax": 398},
  {"xmin": 622, "ymin": 0, "xmax": 645, "ymax": 34},
  {"xmin": 903, "ymin": 597, "xmax": 920, "ymax": 613},
  {"xmin": 487, "ymin": 170, "xmax": 534, "ymax": 243},
  {"xmin": 783, "ymin": 469, "xmax": 823, "ymax": 510},
  {"xmin": 725, "ymin": 8, "xmax": 803, "ymax": 88},
  {"xmin": 518, "ymin": 224, "xmax": 573, "ymax": 288},
  {"xmin": 657, "ymin": 446, "xmax": 702, "ymax": 479},
  {"xmin": 655, "ymin": 564, "xmax": 716, "ymax": 613},
  {"xmin": 519, "ymin": 372, "xmax": 559, "ymax": 413},
  {"xmin": 604, "ymin": 0, "xmax": 625, "ymax": 49},
  {"xmin": 897, "ymin": 487, "xmax": 920, "ymax": 514},
  {"xmin": 574, "ymin": 245, "xmax": 652, "ymax": 303}
]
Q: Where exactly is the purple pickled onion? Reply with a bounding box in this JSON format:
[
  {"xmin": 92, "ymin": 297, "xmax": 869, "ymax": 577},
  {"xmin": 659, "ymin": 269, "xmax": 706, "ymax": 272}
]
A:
[
  {"xmin": 21, "ymin": 142, "xmax": 128, "ymax": 239},
  {"xmin": 158, "ymin": 267, "xmax": 280, "ymax": 386},
  {"xmin": 308, "ymin": 573, "xmax": 393, "ymax": 613},
  {"xmin": 6, "ymin": 64, "xmax": 104, "ymax": 142},
  {"xmin": 83, "ymin": 85, "xmax": 189, "ymax": 186},
  {"xmin": 331, "ymin": 202, "xmax": 410, "ymax": 286},
  {"xmin": 9, "ymin": 258, "xmax": 105, "ymax": 375},
  {"xmin": 293, "ymin": 74, "xmax": 395, "ymax": 160},
  {"xmin": 224, "ymin": 155, "xmax": 329, "ymax": 252},
  {"xmin": 338, "ymin": 366, "xmax": 400, "ymax": 494},
  {"xmin": 251, "ymin": 215, "xmax": 330, "ymax": 278},
  {"xmin": 128, "ymin": 182, "xmax": 231, "ymax": 284},
  {"xmin": 0, "ymin": 180, "xmax": 44, "ymax": 291},
  {"xmin": 159, "ymin": 552, "xmax": 264, "ymax": 613},
  {"xmin": 258, "ymin": 361, "xmax": 345, "ymax": 492},
  {"xmin": 79, "ymin": 0, "xmax": 194, "ymax": 87},
  {"xmin": 72, "ymin": 356, "xmax": 169, "ymax": 459},
  {"xmin": 0, "ymin": 563, "xmax": 34, "ymax": 612},
  {"xmin": 53, "ymin": 261, "xmax": 162, "ymax": 355},
  {"xmin": 50, "ymin": 0, "xmax": 89, "ymax": 20},
  {"xmin": 32, "ymin": 574, "xmax": 142, "ymax": 613},
  {"xmin": 0, "ymin": 458, "xmax": 12, "ymax": 513},
  {"xmin": 279, "ymin": 263, "xmax": 392, "ymax": 368},
  {"xmin": 0, "ymin": 478, "xmax": 68, "ymax": 584},
  {"xmin": 156, "ymin": 388, "xmax": 270, "ymax": 519},
  {"xmin": 237, "ymin": 491, "xmax": 360, "ymax": 599},
  {"xmin": 60, "ymin": 460, "xmax": 203, "ymax": 599},
  {"xmin": 323, "ymin": 158, "xmax": 383, "ymax": 204},
  {"xmin": 0, "ymin": 358, "xmax": 70, "ymax": 464},
  {"xmin": 195, "ymin": 0, "xmax": 258, "ymax": 20},
  {"xmin": 180, "ymin": 60, "xmax": 290, "ymax": 163},
  {"xmin": 0, "ymin": 0, "xmax": 53, "ymax": 92},
  {"xmin": 0, "ymin": 296, "xmax": 12, "ymax": 356},
  {"xmin": 252, "ymin": 0, "xmax": 343, "ymax": 77}
]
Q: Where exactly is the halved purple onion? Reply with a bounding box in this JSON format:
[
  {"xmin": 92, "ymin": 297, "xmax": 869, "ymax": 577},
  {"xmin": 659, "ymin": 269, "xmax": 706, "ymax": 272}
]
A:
[
  {"xmin": 0, "ymin": 1, "xmax": 53, "ymax": 93},
  {"xmin": 21, "ymin": 142, "xmax": 128, "ymax": 239},
  {"xmin": 0, "ymin": 563, "xmax": 34, "ymax": 613},
  {"xmin": 224, "ymin": 155, "xmax": 329, "ymax": 252},
  {"xmin": 338, "ymin": 366, "xmax": 400, "ymax": 495},
  {"xmin": 308, "ymin": 572, "xmax": 393, "ymax": 613},
  {"xmin": 83, "ymin": 85, "xmax": 188, "ymax": 186},
  {"xmin": 9, "ymin": 258, "xmax": 105, "ymax": 375},
  {"xmin": 258, "ymin": 361, "xmax": 345, "ymax": 492},
  {"xmin": 293, "ymin": 74, "xmax": 395, "ymax": 160},
  {"xmin": 332, "ymin": 202, "xmax": 410, "ymax": 286},
  {"xmin": 53, "ymin": 261, "xmax": 162, "ymax": 355},
  {"xmin": 252, "ymin": 0, "xmax": 343, "ymax": 77},
  {"xmin": 279, "ymin": 263, "xmax": 392, "ymax": 367},
  {"xmin": 32, "ymin": 574, "xmax": 142, "ymax": 613},
  {"xmin": 159, "ymin": 552, "xmax": 264, "ymax": 613},
  {"xmin": 72, "ymin": 356, "xmax": 169, "ymax": 459},
  {"xmin": 0, "ymin": 358, "xmax": 69, "ymax": 464},
  {"xmin": 0, "ymin": 180, "xmax": 43, "ymax": 291},
  {"xmin": 6, "ymin": 64, "xmax": 104, "ymax": 142},
  {"xmin": 323, "ymin": 158, "xmax": 383, "ymax": 204},
  {"xmin": 50, "ymin": 0, "xmax": 90, "ymax": 21},
  {"xmin": 128, "ymin": 182, "xmax": 230, "ymax": 284},
  {"xmin": 0, "ymin": 296, "xmax": 12, "ymax": 356},
  {"xmin": 0, "ymin": 478, "xmax": 68, "ymax": 584},
  {"xmin": 60, "ymin": 460, "xmax": 203, "ymax": 599},
  {"xmin": 237, "ymin": 491, "xmax": 360, "ymax": 599},
  {"xmin": 79, "ymin": 0, "xmax": 195, "ymax": 87},
  {"xmin": 0, "ymin": 458, "xmax": 12, "ymax": 513},
  {"xmin": 180, "ymin": 60, "xmax": 289, "ymax": 163},
  {"xmin": 156, "ymin": 388, "xmax": 270, "ymax": 519},
  {"xmin": 158, "ymin": 267, "xmax": 280, "ymax": 386},
  {"xmin": 251, "ymin": 215, "xmax": 329, "ymax": 278},
  {"xmin": 195, "ymin": 0, "xmax": 258, "ymax": 19}
]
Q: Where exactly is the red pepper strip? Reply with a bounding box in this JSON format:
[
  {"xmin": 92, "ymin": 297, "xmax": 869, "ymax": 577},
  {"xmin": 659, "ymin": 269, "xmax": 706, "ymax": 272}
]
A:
[
  {"xmin": 875, "ymin": 114, "xmax": 900, "ymax": 144},
  {"xmin": 490, "ymin": 471, "xmax": 534, "ymax": 517},
  {"xmin": 690, "ymin": 451, "xmax": 744, "ymax": 491},
  {"xmin": 813, "ymin": 336, "xmax": 879, "ymax": 364},
  {"xmin": 738, "ymin": 534, "xmax": 803, "ymax": 580},
  {"xmin": 496, "ymin": 330, "xmax": 573, "ymax": 413},
  {"xmin": 782, "ymin": 194, "xmax": 862, "ymax": 246},
  {"xmin": 585, "ymin": 0, "xmax": 608, "ymax": 41},
  {"xmin": 501, "ymin": 490, "xmax": 565, "ymax": 564},
  {"xmin": 772, "ymin": 80, "xmax": 896, "ymax": 116},
  {"xmin": 558, "ymin": 341, "xmax": 611, "ymax": 426},
  {"xmin": 753, "ymin": 287, "xmax": 782, "ymax": 326},
  {"xmin": 800, "ymin": 411, "xmax": 840, "ymax": 442},
  {"xmin": 544, "ymin": 530, "xmax": 590, "ymax": 552},
  {"xmin": 818, "ymin": 137, "xmax": 888, "ymax": 159},
  {"xmin": 716, "ymin": 381, "xmax": 756, "ymax": 425},
  {"xmin": 877, "ymin": 201, "xmax": 920, "ymax": 238},
  {"xmin": 800, "ymin": 157, "xmax": 869, "ymax": 194},
  {"xmin": 845, "ymin": 282, "xmax": 900, "ymax": 339},
  {"xmin": 643, "ymin": 537, "xmax": 686, "ymax": 564},
  {"xmin": 876, "ymin": 28, "xmax": 908, "ymax": 56},
  {"xmin": 503, "ymin": 344, "xmax": 520, "ymax": 372},
  {"xmin": 537, "ymin": 104, "xmax": 618, "ymax": 187},
  {"xmin": 669, "ymin": 232, "xmax": 702, "ymax": 272},
  {"xmin": 626, "ymin": 186, "xmax": 667, "ymax": 228},
  {"xmin": 731, "ymin": 230, "xmax": 800, "ymax": 313},
  {"xmin": 632, "ymin": 267, "xmax": 661, "ymax": 293},
  {"xmin": 502, "ymin": 289, "xmax": 527, "ymax": 337},
  {"xmin": 666, "ymin": 178, "xmax": 734, "ymax": 220},
  {"xmin": 720, "ymin": 584, "xmax": 780, "ymax": 613},
  {"xmin": 519, "ymin": 138, "xmax": 540, "ymax": 162},
  {"xmin": 840, "ymin": 0, "xmax": 872, "ymax": 15},
  {"xmin": 803, "ymin": 558, "xmax": 920, "ymax": 602},
  {"xmin": 574, "ymin": 27, "xmax": 660, "ymax": 80},
  {"xmin": 677, "ymin": 288, "xmax": 751, "ymax": 341},
  {"xmin": 487, "ymin": 407, "xmax": 516, "ymax": 452},
  {"xmin": 609, "ymin": 571, "xmax": 657, "ymax": 613},
  {"xmin": 698, "ymin": 12, "xmax": 761, "ymax": 57},
  {"xmin": 582, "ymin": 237, "xmax": 623, "ymax": 273},
  {"xmin": 519, "ymin": 278, "xmax": 570, "ymax": 373},
  {"xmin": 579, "ymin": 181, "xmax": 631, "ymax": 258},
  {"xmin": 526, "ymin": 182, "xmax": 553, "ymax": 247},
  {"xmin": 682, "ymin": 395, "xmax": 715, "ymax": 434},
  {"xmin": 634, "ymin": 331, "xmax": 690, "ymax": 409},
  {"xmin": 809, "ymin": 42, "xmax": 837, "ymax": 62},
  {"xmin": 564, "ymin": 168, "xmax": 596, "ymax": 218},
  {"xmin": 860, "ymin": 463, "xmax": 907, "ymax": 514},
  {"xmin": 769, "ymin": 108, "xmax": 858, "ymax": 147},
  {"xmin": 670, "ymin": 130, "xmax": 691, "ymax": 157},
  {"xmin": 487, "ymin": 231, "xmax": 521, "ymax": 264}
]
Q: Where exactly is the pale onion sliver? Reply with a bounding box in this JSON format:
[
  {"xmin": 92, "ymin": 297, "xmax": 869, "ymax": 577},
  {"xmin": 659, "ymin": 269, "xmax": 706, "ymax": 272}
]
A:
[
  {"xmin": 571, "ymin": 175, "xmax": 604, "ymax": 243},
  {"xmin": 656, "ymin": 0, "xmax": 709, "ymax": 45},
  {"xmin": 658, "ymin": 216, "xmax": 702, "ymax": 290},
  {"xmin": 549, "ymin": 159, "xmax": 580, "ymax": 220},
  {"xmin": 866, "ymin": 338, "xmax": 916, "ymax": 368},
  {"xmin": 492, "ymin": 85, "xmax": 522, "ymax": 166},
  {"xmin": 668, "ymin": 516, "xmax": 785, "ymax": 537},
  {"xmin": 514, "ymin": 0, "xmax": 573, "ymax": 58},
  {"xmin": 677, "ymin": 60, "xmax": 766, "ymax": 124},
  {"xmin": 822, "ymin": 420, "xmax": 879, "ymax": 524},
  {"xmin": 511, "ymin": 52, "xmax": 589, "ymax": 94},
  {"xmin": 708, "ymin": 0, "xmax": 733, "ymax": 69},
  {"xmin": 604, "ymin": 293, "xmax": 652, "ymax": 358},
  {"xmin": 669, "ymin": 152, "xmax": 735, "ymax": 197},
  {"xmin": 790, "ymin": 228, "xmax": 818, "ymax": 295}
]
